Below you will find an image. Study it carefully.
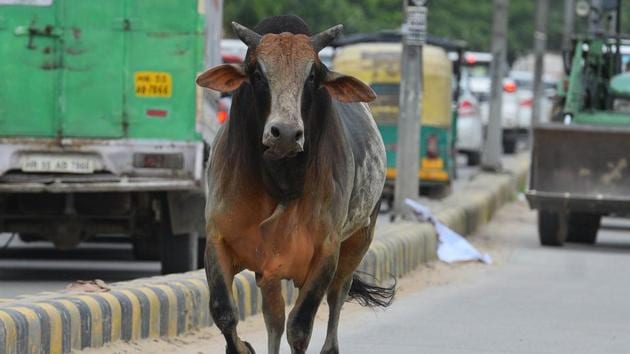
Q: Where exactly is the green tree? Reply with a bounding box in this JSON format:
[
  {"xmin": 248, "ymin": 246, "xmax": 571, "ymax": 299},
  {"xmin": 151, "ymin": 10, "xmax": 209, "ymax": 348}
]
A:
[{"xmin": 223, "ymin": 0, "xmax": 630, "ymax": 62}]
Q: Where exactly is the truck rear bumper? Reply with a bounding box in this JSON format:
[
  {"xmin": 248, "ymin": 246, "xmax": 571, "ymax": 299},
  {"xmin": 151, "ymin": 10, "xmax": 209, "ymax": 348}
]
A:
[
  {"xmin": 0, "ymin": 138, "xmax": 204, "ymax": 192},
  {"xmin": 526, "ymin": 190, "xmax": 630, "ymax": 215},
  {"xmin": 0, "ymin": 177, "xmax": 199, "ymax": 193}
]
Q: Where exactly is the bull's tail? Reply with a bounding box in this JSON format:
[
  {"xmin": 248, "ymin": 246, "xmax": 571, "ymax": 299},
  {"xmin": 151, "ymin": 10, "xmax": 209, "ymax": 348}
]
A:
[{"xmin": 346, "ymin": 271, "xmax": 395, "ymax": 308}]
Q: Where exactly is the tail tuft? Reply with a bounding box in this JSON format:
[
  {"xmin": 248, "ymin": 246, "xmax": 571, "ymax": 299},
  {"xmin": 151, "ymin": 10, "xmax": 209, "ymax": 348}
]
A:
[{"xmin": 346, "ymin": 271, "xmax": 395, "ymax": 308}]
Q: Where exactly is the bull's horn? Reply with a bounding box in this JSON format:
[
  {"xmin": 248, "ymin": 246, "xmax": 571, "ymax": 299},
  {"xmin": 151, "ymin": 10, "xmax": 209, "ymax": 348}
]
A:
[
  {"xmin": 311, "ymin": 24, "xmax": 344, "ymax": 52},
  {"xmin": 232, "ymin": 21, "xmax": 261, "ymax": 47}
]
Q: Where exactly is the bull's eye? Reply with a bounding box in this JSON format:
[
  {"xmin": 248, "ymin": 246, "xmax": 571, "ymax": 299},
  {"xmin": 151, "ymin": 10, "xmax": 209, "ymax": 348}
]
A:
[{"xmin": 307, "ymin": 70, "xmax": 316, "ymax": 83}]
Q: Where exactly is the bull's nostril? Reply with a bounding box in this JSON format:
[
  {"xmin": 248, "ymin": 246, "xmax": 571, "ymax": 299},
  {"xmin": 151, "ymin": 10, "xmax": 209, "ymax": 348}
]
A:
[
  {"xmin": 295, "ymin": 130, "xmax": 303, "ymax": 141},
  {"xmin": 270, "ymin": 126, "xmax": 280, "ymax": 138}
]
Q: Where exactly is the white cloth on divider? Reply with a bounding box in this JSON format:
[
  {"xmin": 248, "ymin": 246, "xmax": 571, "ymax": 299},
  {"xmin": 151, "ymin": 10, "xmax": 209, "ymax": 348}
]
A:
[{"xmin": 404, "ymin": 198, "xmax": 492, "ymax": 264}]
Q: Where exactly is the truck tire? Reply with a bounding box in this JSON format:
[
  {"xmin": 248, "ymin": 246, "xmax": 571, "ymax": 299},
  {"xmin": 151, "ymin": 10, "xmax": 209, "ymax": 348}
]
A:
[
  {"xmin": 566, "ymin": 213, "xmax": 601, "ymax": 244},
  {"xmin": 503, "ymin": 138, "xmax": 517, "ymax": 154},
  {"xmin": 197, "ymin": 237, "xmax": 207, "ymax": 269},
  {"xmin": 467, "ymin": 151, "xmax": 481, "ymax": 166},
  {"xmin": 159, "ymin": 194, "xmax": 198, "ymax": 274},
  {"xmin": 132, "ymin": 236, "xmax": 160, "ymax": 261},
  {"xmin": 538, "ymin": 210, "xmax": 567, "ymax": 246},
  {"xmin": 161, "ymin": 229, "xmax": 198, "ymax": 275}
]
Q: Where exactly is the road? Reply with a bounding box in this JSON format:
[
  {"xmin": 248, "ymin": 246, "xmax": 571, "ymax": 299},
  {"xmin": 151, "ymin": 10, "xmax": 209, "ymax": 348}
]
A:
[
  {"xmin": 0, "ymin": 154, "xmax": 481, "ymax": 300},
  {"xmin": 92, "ymin": 200, "xmax": 630, "ymax": 354}
]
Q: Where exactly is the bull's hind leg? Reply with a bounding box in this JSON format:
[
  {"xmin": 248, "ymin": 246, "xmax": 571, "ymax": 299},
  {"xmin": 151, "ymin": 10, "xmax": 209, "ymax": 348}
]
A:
[
  {"xmin": 205, "ymin": 236, "xmax": 254, "ymax": 354},
  {"xmin": 321, "ymin": 203, "xmax": 380, "ymax": 354},
  {"xmin": 287, "ymin": 241, "xmax": 339, "ymax": 354},
  {"xmin": 259, "ymin": 277, "xmax": 285, "ymax": 354}
]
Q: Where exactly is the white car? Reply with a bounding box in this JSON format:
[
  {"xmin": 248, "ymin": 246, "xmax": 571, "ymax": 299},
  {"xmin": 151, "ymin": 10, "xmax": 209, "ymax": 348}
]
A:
[
  {"xmin": 456, "ymin": 91, "xmax": 484, "ymax": 166},
  {"xmin": 499, "ymin": 71, "xmax": 555, "ymax": 153}
]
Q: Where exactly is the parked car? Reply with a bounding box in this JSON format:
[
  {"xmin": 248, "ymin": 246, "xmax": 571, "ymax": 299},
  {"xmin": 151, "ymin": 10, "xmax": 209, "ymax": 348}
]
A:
[
  {"xmin": 462, "ymin": 50, "xmax": 559, "ymax": 154},
  {"xmin": 456, "ymin": 88, "xmax": 484, "ymax": 166},
  {"xmin": 499, "ymin": 71, "xmax": 556, "ymax": 153},
  {"xmin": 220, "ymin": 38, "xmax": 247, "ymax": 63}
]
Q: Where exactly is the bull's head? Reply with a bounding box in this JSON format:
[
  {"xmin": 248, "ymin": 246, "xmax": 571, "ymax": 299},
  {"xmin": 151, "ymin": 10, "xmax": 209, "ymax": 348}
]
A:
[{"xmin": 197, "ymin": 22, "xmax": 375, "ymax": 160}]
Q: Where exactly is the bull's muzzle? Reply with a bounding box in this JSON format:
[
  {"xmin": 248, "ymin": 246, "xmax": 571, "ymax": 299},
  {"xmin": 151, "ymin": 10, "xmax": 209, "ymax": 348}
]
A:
[{"xmin": 262, "ymin": 122, "xmax": 304, "ymax": 160}]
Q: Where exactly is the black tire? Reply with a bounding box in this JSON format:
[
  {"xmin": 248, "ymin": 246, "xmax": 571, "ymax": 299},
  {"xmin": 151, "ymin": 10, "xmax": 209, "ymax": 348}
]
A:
[
  {"xmin": 503, "ymin": 138, "xmax": 517, "ymax": 154},
  {"xmin": 158, "ymin": 196, "xmax": 198, "ymax": 274},
  {"xmin": 467, "ymin": 151, "xmax": 481, "ymax": 166},
  {"xmin": 538, "ymin": 210, "xmax": 567, "ymax": 246},
  {"xmin": 566, "ymin": 213, "xmax": 601, "ymax": 244},
  {"xmin": 161, "ymin": 229, "xmax": 198, "ymax": 275},
  {"xmin": 197, "ymin": 237, "xmax": 207, "ymax": 269},
  {"xmin": 132, "ymin": 235, "xmax": 160, "ymax": 261},
  {"xmin": 18, "ymin": 233, "xmax": 42, "ymax": 243}
]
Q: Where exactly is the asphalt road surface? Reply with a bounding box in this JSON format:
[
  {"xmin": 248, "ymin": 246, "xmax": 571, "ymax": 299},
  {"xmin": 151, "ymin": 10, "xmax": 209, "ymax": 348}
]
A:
[{"xmin": 101, "ymin": 200, "xmax": 630, "ymax": 354}]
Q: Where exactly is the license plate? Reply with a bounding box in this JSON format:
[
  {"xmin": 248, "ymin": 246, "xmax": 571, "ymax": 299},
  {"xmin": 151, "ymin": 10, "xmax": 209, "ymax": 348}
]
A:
[
  {"xmin": 21, "ymin": 155, "xmax": 95, "ymax": 174},
  {"xmin": 134, "ymin": 71, "xmax": 172, "ymax": 97}
]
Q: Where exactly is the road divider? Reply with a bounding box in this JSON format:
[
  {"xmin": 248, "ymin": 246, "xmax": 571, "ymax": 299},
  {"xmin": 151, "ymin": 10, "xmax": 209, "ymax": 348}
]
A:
[{"xmin": 0, "ymin": 154, "xmax": 529, "ymax": 354}]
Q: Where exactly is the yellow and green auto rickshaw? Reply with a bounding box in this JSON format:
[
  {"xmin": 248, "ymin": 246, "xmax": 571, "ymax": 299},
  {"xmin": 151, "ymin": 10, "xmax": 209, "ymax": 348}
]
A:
[{"xmin": 333, "ymin": 40, "xmax": 455, "ymax": 202}]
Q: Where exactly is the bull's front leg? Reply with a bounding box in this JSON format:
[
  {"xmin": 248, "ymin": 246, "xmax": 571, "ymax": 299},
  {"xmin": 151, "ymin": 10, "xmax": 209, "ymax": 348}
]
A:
[
  {"xmin": 205, "ymin": 233, "xmax": 254, "ymax": 354},
  {"xmin": 287, "ymin": 240, "xmax": 339, "ymax": 354}
]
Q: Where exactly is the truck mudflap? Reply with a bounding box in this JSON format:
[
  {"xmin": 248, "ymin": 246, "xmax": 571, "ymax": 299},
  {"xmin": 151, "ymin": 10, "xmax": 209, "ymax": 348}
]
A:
[{"xmin": 526, "ymin": 123, "xmax": 630, "ymax": 214}]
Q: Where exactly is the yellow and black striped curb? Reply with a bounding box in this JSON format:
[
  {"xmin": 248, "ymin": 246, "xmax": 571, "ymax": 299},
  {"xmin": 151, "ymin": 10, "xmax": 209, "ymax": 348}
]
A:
[{"xmin": 0, "ymin": 154, "xmax": 528, "ymax": 354}]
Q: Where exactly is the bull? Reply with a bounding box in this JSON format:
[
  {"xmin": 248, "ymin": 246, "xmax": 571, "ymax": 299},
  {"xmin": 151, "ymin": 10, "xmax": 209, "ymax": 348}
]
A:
[{"xmin": 196, "ymin": 15, "xmax": 393, "ymax": 354}]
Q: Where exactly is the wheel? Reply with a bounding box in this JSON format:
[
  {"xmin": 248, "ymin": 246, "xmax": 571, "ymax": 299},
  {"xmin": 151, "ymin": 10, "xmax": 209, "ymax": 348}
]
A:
[
  {"xmin": 132, "ymin": 235, "xmax": 159, "ymax": 261},
  {"xmin": 18, "ymin": 233, "xmax": 43, "ymax": 243},
  {"xmin": 161, "ymin": 229, "xmax": 198, "ymax": 275},
  {"xmin": 538, "ymin": 210, "xmax": 567, "ymax": 246},
  {"xmin": 503, "ymin": 138, "xmax": 517, "ymax": 154},
  {"xmin": 158, "ymin": 196, "xmax": 198, "ymax": 274},
  {"xmin": 197, "ymin": 237, "xmax": 207, "ymax": 269},
  {"xmin": 566, "ymin": 213, "xmax": 601, "ymax": 244},
  {"xmin": 467, "ymin": 151, "xmax": 481, "ymax": 166}
]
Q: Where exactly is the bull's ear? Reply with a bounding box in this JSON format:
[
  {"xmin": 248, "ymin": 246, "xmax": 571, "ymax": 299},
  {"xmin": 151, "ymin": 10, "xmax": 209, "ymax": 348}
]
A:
[
  {"xmin": 322, "ymin": 71, "xmax": 376, "ymax": 103},
  {"xmin": 196, "ymin": 64, "xmax": 247, "ymax": 92}
]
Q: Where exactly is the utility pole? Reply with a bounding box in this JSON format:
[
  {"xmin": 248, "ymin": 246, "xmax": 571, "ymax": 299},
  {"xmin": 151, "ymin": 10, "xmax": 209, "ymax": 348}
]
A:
[
  {"xmin": 562, "ymin": 0, "xmax": 576, "ymax": 52},
  {"xmin": 394, "ymin": 0, "xmax": 427, "ymax": 217},
  {"xmin": 482, "ymin": 0, "xmax": 508, "ymax": 171},
  {"xmin": 531, "ymin": 0, "xmax": 549, "ymax": 130}
]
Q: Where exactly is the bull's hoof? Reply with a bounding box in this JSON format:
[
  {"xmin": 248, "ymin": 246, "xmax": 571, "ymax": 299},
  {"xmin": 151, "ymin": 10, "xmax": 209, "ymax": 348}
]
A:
[
  {"xmin": 244, "ymin": 341, "xmax": 256, "ymax": 354},
  {"xmin": 226, "ymin": 341, "xmax": 255, "ymax": 354}
]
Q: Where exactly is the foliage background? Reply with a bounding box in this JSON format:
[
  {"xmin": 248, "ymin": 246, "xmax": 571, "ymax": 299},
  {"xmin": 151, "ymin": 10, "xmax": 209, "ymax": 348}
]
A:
[{"xmin": 223, "ymin": 0, "xmax": 630, "ymax": 62}]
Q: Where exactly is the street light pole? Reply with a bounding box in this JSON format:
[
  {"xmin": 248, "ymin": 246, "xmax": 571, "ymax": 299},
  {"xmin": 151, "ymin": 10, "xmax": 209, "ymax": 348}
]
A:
[
  {"xmin": 482, "ymin": 0, "xmax": 508, "ymax": 171},
  {"xmin": 393, "ymin": 0, "xmax": 427, "ymax": 217},
  {"xmin": 531, "ymin": 0, "xmax": 549, "ymax": 130}
]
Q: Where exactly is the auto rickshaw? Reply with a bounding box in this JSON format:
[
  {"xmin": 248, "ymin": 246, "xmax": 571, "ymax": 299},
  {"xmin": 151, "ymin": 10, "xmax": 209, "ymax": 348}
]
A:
[{"xmin": 333, "ymin": 40, "xmax": 455, "ymax": 203}]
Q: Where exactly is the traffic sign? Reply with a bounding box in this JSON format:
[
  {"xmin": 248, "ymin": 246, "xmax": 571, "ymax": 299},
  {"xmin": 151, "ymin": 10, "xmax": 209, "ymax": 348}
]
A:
[{"xmin": 404, "ymin": 5, "xmax": 427, "ymax": 45}]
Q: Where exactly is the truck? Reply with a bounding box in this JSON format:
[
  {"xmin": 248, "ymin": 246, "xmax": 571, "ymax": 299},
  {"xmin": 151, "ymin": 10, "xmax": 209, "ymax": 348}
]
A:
[
  {"xmin": 0, "ymin": 0, "xmax": 224, "ymax": 273},
  {"xmin": 526, "ymin": 0, "xmax": 630, "ymax": 246}
]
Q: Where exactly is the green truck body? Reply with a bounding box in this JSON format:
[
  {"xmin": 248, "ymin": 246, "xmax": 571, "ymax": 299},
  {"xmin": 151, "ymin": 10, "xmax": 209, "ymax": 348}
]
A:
[{"xmin": 0, "ymin": 0, "xmax": 223, "ymax": 273}]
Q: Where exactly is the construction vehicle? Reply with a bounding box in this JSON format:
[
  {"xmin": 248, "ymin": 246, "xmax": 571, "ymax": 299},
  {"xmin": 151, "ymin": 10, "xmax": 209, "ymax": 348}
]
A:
[{"xmin": 526, "ymin": 0, "xmax": 630, "ymax": 246}]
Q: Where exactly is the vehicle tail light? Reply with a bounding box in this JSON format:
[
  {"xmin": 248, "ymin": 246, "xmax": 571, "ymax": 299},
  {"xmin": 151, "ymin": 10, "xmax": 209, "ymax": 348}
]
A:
[
  {"xmin": 426, "ymin": 134, "xmax": 439, "ymax": 159},
  {"xmin": 217, "ymin": 110, "xmax": 228, "ymax": 124},
  {"xmin": 503, "ymin": 81, "xmax": 517, "ymax": 93},
  {"xmin": 520, "ymin": 98, "xmax": 533, "ymax": 108},
  {"xmin": 133, "ymin": 153, "xmax": 184, "ymax": 169},
  {"xmin": 458, "ymin": 99, "xmax": 475, "ymax": 117},
  {"xmin": 217, "ymin": 101, "xmax": 228, "ymax": 124},
  {"xmin": 464, "ymin": 53, "xmax": 477, "ymax": 65}
]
